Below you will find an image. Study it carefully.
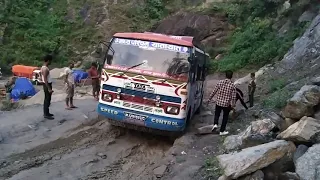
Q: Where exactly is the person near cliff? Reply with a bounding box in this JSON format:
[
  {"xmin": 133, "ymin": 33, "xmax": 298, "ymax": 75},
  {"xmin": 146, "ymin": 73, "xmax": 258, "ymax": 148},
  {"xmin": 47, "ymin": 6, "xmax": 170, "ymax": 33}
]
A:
[
  {"xmin": 64, "ymin": 62, "xmax": 77, "ymax": 110},
  {"xmin": 248, "ymin": 72, "xmax": 256, "ymax": 107},
  {"xmin": 236, "ymin": 87, "xmax": 248, "ymax": 110},
  {"xmin": 41, "ymin": 54, "xmax": 54, "ymax": 120},
  {"xmin": 206, "ymin": 70, "xmax": 237, "ymax": 136},
  {"xmin": 88, "ymin": 62, "xmax": 100, "ymax": 100}
]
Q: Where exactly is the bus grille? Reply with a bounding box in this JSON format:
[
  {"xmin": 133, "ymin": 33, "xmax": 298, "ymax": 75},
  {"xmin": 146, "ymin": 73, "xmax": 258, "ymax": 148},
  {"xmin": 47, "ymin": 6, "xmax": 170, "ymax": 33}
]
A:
[{"xmin": 122, "ymin": 102, "xmax": 153, "ymax": 112}]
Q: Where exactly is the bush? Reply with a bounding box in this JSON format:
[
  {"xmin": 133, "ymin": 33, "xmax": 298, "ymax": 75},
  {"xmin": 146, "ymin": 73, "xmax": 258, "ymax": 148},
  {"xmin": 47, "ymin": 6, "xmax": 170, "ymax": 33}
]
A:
[
  {"xmin": 269, "ymin": 78, "xmax": 287, "ymax": 93},
  {"xmin": 207, "ymin": 0, "xmax": 310, "ymax": 72},
  {"xmin": 262, "ymin": 89, "xmax": 292, "ymax": 109}
]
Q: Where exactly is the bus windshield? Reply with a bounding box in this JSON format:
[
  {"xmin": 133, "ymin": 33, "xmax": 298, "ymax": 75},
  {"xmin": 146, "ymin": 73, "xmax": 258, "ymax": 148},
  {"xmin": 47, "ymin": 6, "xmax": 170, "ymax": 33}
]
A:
[{"xmin": 105, "ymin": 38, "xmax": 191, "ymax": 76}]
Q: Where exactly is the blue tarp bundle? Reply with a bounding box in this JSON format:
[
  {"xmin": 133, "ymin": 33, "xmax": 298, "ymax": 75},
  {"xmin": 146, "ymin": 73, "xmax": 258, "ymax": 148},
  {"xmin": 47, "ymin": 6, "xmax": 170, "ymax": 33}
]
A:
[
  {"xmin": 11, "ymin": 77, "xmax": 36, "ymax": 101},
  {"xmin": 73, "ymin": 70, "xmax": 88, "ymax": 83}
]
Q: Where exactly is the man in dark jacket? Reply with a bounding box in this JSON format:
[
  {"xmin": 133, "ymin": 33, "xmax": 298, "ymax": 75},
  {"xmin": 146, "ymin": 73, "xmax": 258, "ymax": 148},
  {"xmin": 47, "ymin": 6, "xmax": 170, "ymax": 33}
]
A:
[{"xmin": 236, "ymin": 87, "xmax": 248, "ymax": 110}]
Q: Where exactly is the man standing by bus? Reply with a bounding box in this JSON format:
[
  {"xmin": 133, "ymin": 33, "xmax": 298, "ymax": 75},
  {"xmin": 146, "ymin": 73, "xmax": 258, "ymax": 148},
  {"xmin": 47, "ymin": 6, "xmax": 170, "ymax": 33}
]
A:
[
  {"xmin": 206, "ymin": 70, "xmax": 236, "ymax": 136},
  {"xmin": 41, "ymin": 55, "xmax": 54, "ymax": 120},
  {"xmin": 88, "ymin": 62, "xmax": 100, "ymax": 100}
]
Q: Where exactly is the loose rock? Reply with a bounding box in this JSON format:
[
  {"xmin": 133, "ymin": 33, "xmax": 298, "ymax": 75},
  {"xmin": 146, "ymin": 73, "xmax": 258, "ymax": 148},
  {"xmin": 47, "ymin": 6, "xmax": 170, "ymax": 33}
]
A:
[
  {"xmin": 153, "ymin": 165, "xmax": 167, "ymax": 178},
  {"xmin": 97, "ymin": 153, "xmax": 107, "ymax": 159},
  {"xmin": 223, "ymin": 135, "xmax": 243, "ymax": 151},
  {"xmin": 217, "ymin": 140, "xmax": 296, "ymax": 179},
  {"xmin": 224, "ymin": 119, "xmax": 276, "ymax": 151},
  {"xmin": 277, "ymin": 116, "xmax": 320, "ymax": 143},
  {"xmin": 296, "ymin": 144, "xmax": 320, "ymax": 180},
  {"xmin": 283, "ymin": 85, "xmax": 320, "ymax": 119},
  {"xmin": 197, "ymin": 125, "xmax": 214, "ymax": 135}
]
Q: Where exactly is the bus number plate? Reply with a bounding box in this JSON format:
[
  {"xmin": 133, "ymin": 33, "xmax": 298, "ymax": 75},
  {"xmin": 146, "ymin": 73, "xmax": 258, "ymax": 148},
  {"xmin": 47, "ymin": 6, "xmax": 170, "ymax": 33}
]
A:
[
  {"xmin": 124, "ymin": 112, "xmax": 147, "ymax": 126},
  {"xmin": 134, "ymin": 83, "xmax": 148, "ymax": 91}
]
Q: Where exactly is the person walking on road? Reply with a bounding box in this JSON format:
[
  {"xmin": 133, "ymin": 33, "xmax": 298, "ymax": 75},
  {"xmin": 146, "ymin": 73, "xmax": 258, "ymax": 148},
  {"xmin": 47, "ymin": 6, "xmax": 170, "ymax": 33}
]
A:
[
  {"xmin": 88, "ymin": 62, "xmax": 100, "ymax": 100},
  {"xmin": 41, "ymin": 55, "xmax": 54, "ymax": 120},
  {"xmin": 206, "ymin": 70, "xmax": 237, "ymax": 136},
  {"xmin": 236, "ymin": 87, "xmax": 248, "ymax": 110},
  {"xmin": 64, "ymin": 62, "xmax": 77, "ymax": 110}
]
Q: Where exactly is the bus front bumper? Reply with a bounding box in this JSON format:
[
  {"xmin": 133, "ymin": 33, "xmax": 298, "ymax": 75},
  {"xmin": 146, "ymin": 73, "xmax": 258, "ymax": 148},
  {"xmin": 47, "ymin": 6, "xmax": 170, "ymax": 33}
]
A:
[{"xmin": 97, "ymin": 103, "xmax": 185, "ymax": 132}]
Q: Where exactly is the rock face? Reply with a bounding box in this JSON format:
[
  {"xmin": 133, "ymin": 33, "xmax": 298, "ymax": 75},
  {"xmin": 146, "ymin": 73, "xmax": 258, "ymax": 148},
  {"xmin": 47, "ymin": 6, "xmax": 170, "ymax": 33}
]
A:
[
  {"xmin": 223, "ymin": 119, "xmax": 275, "ymax": 151},
  {"xmin": 296, "ymin": 144, "xmax": 320, "ymax": 180},
  {"xmin": 154, "ymin": 12, "xmax": 230, "ymax": 47},
  {"xmin": 277, "ymin": 116, "xmax": 320, "ymax": 143},
  {"xmin": 311, "ymin": 76, "xmax": 320, "ymax": 86},
  {"xmin": 283, "ymin": 85, "xmax": 320, "ymax": 119},
  {"xmin": 218, "ymin": 140, "xmax": 296, "ymax": 179}
]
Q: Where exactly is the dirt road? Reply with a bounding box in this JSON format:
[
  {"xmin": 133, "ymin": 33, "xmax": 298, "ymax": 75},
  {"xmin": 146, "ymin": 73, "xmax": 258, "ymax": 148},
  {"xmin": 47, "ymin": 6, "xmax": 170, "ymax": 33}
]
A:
[{"xmin": 0, "ymin": 74, "xmax": 249, "ymax": 180}]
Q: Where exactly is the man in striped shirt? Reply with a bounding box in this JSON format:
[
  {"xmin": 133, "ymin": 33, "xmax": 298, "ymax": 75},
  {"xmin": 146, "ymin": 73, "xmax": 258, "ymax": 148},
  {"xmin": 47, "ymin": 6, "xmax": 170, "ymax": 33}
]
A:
[{"xmin": 206, "ymin": 70, "xmax": 237, "ymax": 136}]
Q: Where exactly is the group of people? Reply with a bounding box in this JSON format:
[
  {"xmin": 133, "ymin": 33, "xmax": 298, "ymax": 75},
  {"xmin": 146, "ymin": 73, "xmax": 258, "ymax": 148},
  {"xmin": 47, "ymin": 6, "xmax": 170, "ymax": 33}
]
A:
[
  {"xmin": 41, "ymin": 55, "xmax": 101, "ymax": 120},
  {"xmin": 206, "ymin": 71, "xmax": 256, "ymax": 136}
]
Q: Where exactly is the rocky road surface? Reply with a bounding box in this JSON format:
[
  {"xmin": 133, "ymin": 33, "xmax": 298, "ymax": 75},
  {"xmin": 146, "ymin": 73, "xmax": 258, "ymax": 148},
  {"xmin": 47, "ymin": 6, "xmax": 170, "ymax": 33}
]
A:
[{"xmin": 0, "ymin": 74, "xmax": 249, "ymax": 180}]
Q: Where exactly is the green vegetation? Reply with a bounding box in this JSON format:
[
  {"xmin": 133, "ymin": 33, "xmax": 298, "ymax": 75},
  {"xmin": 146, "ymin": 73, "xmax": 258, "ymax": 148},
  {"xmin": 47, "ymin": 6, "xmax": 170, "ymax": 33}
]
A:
[
  {"xmin": 204, "ymin": 157, "xmax": 223, "ymax": 179},
  {"xmin": 262, "ymin": 88, "xmax": 293, "ymax": 109},
  {"xmin": 0, "ymin": 0, "xmax": 101, "ymax": 72},
  {"xmin": 206, "ymin": 0, "xmax": 312, "ymax": 72},
  {"xmin": 269, "ymin": 78, "xmax": 287, "ymax": 93}
]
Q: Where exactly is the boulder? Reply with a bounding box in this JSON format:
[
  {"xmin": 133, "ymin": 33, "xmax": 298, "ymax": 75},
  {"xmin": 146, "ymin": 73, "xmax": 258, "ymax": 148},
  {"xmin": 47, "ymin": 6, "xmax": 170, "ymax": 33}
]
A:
[
  {"xmin": 217, "ymin": 140, "xmax": 296, "ymax": 179},
  {"xmin": 277, "ymin": 116, "xmax": 320, "ymax": 143},
  {"xmin": 223, "ymin": 135, "xmax": 243, "ymax": 151},
  {"xmin": 223, "ymin": 119, "xmax": 276, "ymax": 151},
  {"xmin": 153, "ymin": 165, "xmax": 167, "ymax": 178},
  {"xmin": 283, "ymin": 85, "xmax": 320, "ymax": 119},
  {"xmin": 293, "ymin": 144, "xmax": 309, "ymax": 165},
  {"xmin": 296, "ymin": 144, "xmax": 320, "ymax": 180}
]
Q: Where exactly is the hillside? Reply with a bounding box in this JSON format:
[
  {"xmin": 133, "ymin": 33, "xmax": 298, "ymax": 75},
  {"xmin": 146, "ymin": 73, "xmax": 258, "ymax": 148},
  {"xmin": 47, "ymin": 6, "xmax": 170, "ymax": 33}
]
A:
[{"xmin": 1, "ymin": 0, "xmax": 318, "ymax": 74}]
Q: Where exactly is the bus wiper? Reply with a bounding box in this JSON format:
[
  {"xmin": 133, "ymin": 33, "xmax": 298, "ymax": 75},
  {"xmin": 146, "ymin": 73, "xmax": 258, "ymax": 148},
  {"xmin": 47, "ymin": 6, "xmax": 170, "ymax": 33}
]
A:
[{"xmin": 119, "ymin": 62, "xmax": 146, "ymax": 76}]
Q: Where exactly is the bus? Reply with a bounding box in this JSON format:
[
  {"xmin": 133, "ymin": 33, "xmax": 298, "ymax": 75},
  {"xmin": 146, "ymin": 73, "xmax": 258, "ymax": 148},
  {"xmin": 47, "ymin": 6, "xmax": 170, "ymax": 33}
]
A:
[{"xmin": 97, "ymin": 32, "xmax": 209, "ymax": 135}]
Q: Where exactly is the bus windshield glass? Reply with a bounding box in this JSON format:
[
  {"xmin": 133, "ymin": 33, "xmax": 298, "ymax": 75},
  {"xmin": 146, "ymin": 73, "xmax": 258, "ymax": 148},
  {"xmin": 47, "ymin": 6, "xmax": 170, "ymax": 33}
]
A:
[{"xmin": 105, "ymin": 38, "xmax": 191, "ymax": 76}]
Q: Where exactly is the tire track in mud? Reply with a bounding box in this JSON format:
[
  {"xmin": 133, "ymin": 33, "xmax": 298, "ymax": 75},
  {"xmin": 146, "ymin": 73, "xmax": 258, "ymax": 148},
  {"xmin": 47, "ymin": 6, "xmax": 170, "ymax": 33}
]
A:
[
  {"xmin": 0, "ymin": 118, "xmax": 174, "ymax": 180},
  {"xmin": 0, "ymin": 119, "xmax": 123, "ymax": 179}
]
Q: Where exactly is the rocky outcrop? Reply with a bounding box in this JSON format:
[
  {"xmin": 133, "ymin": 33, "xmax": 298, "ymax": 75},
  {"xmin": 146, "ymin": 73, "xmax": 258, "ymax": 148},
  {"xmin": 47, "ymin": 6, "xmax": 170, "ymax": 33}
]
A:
[
  {"xmin": 296, "ymin": 144, "xmax": 320, "ymax": 180},
  {"xmin": 277, "ymin": 116, "xmax": 320, "ymax": 143},
  {"xmin": 153, "ymin": 12, "xmax": 230, "ymax": 47},
  {"xmin": 283, "ymin": 85, "xmax": 320, "ymax": 119},
  {"xmin": 223, "ymin": 119, "xmax": 276, "ymax": 151},
  {"xmin": 217, "ymin": 140, "xmax": 296, "ymax": 179}
]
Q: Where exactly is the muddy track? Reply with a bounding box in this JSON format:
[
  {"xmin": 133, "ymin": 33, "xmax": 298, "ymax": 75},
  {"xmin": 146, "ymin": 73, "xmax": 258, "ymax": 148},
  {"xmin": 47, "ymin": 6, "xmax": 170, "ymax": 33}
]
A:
[{"xmin": 1, "ymin": 118, "xmax": 175, "ymax": 180}]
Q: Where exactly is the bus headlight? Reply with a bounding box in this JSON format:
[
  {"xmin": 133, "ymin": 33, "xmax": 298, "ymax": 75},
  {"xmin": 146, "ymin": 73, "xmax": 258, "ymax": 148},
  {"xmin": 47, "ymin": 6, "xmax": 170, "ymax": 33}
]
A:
[
  {"xmin": 166, "ymin": 106, "xmax": 179, "ymax": 115},
  {"xmin": 103, "ymin": 93, "xmax": 113, "ymax": 102}
]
